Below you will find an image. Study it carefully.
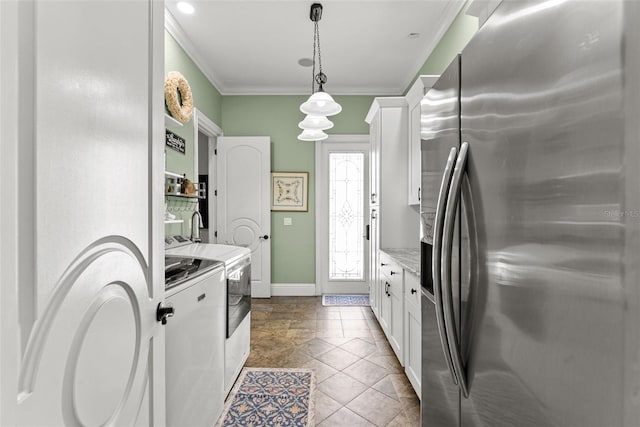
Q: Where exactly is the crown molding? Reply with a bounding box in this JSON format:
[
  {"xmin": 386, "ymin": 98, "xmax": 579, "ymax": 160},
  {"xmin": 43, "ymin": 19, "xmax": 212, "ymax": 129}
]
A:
[
  {"xmin": 466, "ymin": 0, "xmax": 503, "ymax": 28},
  {"xmin": 165, "ymin": 6, "xmax": 455, "ymax": 97},
  {"xmin": 164, "ymin": 9, "xmax": 225, "ymax": 94},
  {"xmin": 400, "ymin": 0, "xmax": 466, "ymax": 94},
  {"xmin": 365, "ymin": 97, "xmax": 408, "ymax": 124},
  {"xmin": 405, "ymin": 75, "xmax": 440, "ymax": 107},
  {"xmin": 219, "ymin": 86, "xmax": 403, "ymax": 96}
]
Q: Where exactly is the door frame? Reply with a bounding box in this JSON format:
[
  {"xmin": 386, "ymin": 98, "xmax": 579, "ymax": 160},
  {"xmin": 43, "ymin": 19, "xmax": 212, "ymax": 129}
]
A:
[
  {"xmin": 315, "ymin": 134, "xmax": 370, "ymax": 295},
  {"xmin": 193, "ymin": 108, "xmax": 223, "ymax": 244}
]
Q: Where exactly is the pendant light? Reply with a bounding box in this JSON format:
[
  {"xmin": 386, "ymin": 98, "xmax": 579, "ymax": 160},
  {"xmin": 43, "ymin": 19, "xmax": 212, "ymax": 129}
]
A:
[
  {"xmin": 298, "ymin": 114, "xmax": 334, "ymax": 131},
  {"xmin": 298, "ymin": 129, "xmax": 329, "ymax": 141},
  {"xmin": 298, "ymin": 3, "xmax": 341, "ymax": 141}
]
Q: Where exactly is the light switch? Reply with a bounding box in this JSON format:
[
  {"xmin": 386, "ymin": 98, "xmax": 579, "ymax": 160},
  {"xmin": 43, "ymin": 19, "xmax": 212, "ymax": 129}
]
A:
[{"xmin": 283, "ymin": 217, "xmax": 293, "ymax": 226}]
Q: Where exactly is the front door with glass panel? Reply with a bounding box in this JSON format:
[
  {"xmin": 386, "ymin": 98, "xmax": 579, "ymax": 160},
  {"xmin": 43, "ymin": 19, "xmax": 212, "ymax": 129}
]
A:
[{"xmin": 316, "ymin": 136, "xmax": 369, "ymax": 294}]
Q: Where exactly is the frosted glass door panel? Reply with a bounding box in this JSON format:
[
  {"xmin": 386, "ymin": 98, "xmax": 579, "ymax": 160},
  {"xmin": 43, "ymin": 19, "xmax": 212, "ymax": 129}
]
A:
[{"xmin": 330, "ymin": 153, "xmax": 364, "ymax": 280}]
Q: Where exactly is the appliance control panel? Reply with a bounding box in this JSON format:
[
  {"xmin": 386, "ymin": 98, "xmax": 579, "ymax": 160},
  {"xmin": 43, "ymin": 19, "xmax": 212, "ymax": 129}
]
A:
[{"xmin": 164, "ymin": 235, "xmax": 194, "ymax": 250}]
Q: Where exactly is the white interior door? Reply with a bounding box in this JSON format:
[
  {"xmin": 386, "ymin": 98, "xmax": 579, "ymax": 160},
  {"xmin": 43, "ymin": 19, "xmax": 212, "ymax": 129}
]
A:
[
  {"xmin": 316, "ymin": 135, "xmax": 370, "ymax": 295},
  {"xmin": 0, "ymin": 1, "xmax": 165, "ymax": 425},
  {"xmin": 217, "ymin": 137, "xmax": 271, "ymax": 298}
]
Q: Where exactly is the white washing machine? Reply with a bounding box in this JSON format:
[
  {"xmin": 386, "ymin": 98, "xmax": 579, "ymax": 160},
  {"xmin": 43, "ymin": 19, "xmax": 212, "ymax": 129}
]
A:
[
  {"xmin": 165, "ymin": 240, "xmax": 252, "ymax": 396},
  {"xmin": 164, "ymin": 258, "xmax": 225, "ymax": 426}
]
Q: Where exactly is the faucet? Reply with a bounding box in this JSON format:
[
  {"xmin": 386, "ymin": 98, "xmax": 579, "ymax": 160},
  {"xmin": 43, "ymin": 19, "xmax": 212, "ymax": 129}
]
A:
[{"xmin": 190, "ymin": 211, "xmax": 203, "ymax": 243}]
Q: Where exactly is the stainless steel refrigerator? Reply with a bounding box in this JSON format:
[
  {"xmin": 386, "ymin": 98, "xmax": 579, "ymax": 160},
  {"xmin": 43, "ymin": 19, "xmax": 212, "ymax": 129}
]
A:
[{"xmin": 420, "ymin": 1, "xmax": 640, "ymax": 426}]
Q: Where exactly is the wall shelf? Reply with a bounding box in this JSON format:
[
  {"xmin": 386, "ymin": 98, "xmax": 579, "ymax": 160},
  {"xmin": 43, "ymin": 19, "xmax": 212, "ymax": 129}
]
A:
[
  {"xmin": 164, "ymin": 219, "xmax": 184, "ymax": 224},
  {"xmin": 164, "ymin": 171, "xmax": 206, "ymax": 199},
  {"xmin": 165, "ymin": 113, "xmax": 183, "ymax": 128},
  {"xmin": 165, "ymin": 193, "xmax": 204, "ymax": 200}
]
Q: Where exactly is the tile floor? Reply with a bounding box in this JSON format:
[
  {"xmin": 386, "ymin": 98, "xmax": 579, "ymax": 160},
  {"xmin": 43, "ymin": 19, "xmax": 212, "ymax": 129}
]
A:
[{"xmin": 245, "ymin": 296, "xmax": 420, "ymax": 427}]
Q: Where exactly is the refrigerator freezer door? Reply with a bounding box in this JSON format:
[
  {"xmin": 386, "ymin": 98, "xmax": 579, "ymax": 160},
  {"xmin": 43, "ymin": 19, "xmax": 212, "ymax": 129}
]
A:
[
  {"xmin": 460, "ymin": 1, "xmax": 633, "ymax": 426},
  {"xmin": 420, "ymin": 56, "xmax": 462, "ymax": 247},
  {"xmin": 421, "ymin": 293, "xmax": 463, "ymax": 427},
  {"xmin": 421, "ymin": 56, "xmax": 463, "ymax": 426}
]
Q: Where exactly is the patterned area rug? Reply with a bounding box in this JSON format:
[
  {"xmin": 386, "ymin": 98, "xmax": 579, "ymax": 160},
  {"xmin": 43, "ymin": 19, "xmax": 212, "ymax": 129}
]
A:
[
  {"xmin": 216, "ymin": 368, "xmax": 316, "ymax": 427},
  {"xmin": 322, "ymin": 294, "xmax": 370, "ymax": 306}
]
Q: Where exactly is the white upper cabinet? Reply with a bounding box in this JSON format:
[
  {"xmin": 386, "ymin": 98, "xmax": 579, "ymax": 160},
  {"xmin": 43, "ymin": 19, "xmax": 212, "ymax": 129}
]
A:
[
  {"xmin": 366, "ymin": 97, "xmax": 418, "ymax": 249},
  {"xmin": 405, "ymin": 75, "xmax": 439, "ymax": 206}
]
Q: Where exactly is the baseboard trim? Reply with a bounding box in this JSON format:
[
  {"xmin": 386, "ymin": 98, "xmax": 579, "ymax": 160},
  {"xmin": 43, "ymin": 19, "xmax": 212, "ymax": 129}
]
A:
[{"xmin": 270, "ymin": 283, "xmax": 317, "ymax": 296}]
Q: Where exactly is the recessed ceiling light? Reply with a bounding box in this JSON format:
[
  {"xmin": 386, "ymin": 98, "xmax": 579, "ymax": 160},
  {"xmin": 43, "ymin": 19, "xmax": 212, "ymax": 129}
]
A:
[
  {"xmin": 177, "ymin": 2, "xmax": 195, "ymax": 14},
  {"xmin": 408, "ymin": 32, "xmax": 420, "ymax": 38},
  {"xmin": 298, "ymin": 58, "xmax": 314, "ymax": 67}
]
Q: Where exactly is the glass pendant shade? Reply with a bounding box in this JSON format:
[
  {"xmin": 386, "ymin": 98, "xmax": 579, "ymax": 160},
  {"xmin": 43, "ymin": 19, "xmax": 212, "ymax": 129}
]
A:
[
  {"xmin": 298, "ymin": 114, "xmax": 334, "ymax": 131},
  {"xmin": 297, "ymin": 128, "xmax": 328, "ymax": 141},
  {"xmin": 300, "ymin": 91, "xmax": 342, "ymax": 116}
]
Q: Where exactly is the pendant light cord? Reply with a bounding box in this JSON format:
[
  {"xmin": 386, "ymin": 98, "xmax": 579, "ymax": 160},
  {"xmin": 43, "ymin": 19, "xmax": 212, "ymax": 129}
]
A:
[
  {"xmin": 311, "ymin": 21, "xmax": 317, "ymax": 94},
  {"xmin": 316, "ymin": 20, "xmax": 322, "ymax": 80}
]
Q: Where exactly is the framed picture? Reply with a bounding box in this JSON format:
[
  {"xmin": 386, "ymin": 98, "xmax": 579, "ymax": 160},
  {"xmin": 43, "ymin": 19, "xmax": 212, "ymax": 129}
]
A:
[{"xmin": 271, "ymin": 171, "xmax": 309, "ymax": 212}]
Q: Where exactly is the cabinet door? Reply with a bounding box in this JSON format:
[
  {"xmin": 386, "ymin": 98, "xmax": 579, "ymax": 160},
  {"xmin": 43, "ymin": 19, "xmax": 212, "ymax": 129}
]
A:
[
  {"xmin": 369, "ymin": 113, "xmax": 381, "ymax": 205},
  {"xmin": 389, "ymin": 287, "xmax": 404, "ymax": 364},
  {"xmin": 379, "ymin": 276, "xmax": 391, "ymax": 335},
  {"xmin": 408, "ymin": 102, "xmax": 422, "ymax": 205},
  {"xmin": 369, "ymin": 209, "xmax": 380, "ymax": 319},
  {"xmin": 404, "ymin": 299, "xmax": 421, "ymax": 398}
]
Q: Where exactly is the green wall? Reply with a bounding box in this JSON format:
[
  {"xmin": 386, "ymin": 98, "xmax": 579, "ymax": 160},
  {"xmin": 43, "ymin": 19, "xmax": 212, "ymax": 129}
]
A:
[
  {"xmin": 164, "ymin": 31, "xmax": 223, "ymax": 237},
  {"xmin": 221, "ymin": 95, "xmax": 375, "ymax": 283},
  {"xmin": 164, "ymin": 31, "xmax": 223, "ymax": 181},
  {"xmin": 405, "ymin": 3, "xmax": 478, "ymax": 93},
  {"xmin": 164, "ymin": 6, "xmax": 478, "ymax": 284}
]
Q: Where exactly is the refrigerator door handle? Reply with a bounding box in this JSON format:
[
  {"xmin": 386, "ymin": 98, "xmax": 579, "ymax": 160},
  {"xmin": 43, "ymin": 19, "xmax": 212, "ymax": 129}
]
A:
[
  {"xmin": 433, "ymin": 146, "xmax": 459, "ymax": 386},
  {"xmin": 442, "ymin": 141, "xmax": 470, "ymax": 398}
]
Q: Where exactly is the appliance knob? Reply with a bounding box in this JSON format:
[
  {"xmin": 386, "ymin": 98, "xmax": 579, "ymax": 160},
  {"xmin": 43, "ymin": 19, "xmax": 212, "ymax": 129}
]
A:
[{"xmin": 156, "ymin": 303, "xmax": 175, "ymax": 325}]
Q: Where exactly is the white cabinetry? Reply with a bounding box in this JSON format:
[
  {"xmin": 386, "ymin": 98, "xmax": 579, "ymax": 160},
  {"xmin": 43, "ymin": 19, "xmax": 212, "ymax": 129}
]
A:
[
  {"xmin": 369, "ymin": 208, "xmax": 380, "ymax": 318},
  {"xmin": 366, "ymin": 96, "xmax": 421, "ymax": 371},
  {"xmin": 405, "ymin": 75, "xmax": 440, "ymax": 205},
  {"xmin": 403, "ymin": 271, "xmax": 421, "ymax": 398},
  {"xmin": 366, "ymin": 97, "xmax": 417, "ymax": 249},
  {"xmin": 380, "ymin": 252, "xmax": 404, "ymax": 363}
]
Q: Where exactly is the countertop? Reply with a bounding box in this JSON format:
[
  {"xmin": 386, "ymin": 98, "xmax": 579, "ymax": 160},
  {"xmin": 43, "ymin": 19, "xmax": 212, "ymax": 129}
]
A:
[
  {"xmin": 166, "ymin": 243, "xmax": 250, "ymax": 265},
  {"xmin": 380, "ymin": 248, "xmax": 420, "ymax": 277}
]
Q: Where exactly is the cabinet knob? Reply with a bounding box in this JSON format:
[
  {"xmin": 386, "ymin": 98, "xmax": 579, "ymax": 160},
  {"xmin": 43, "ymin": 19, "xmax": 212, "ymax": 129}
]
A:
[
  {"xmin": 411, "ymin": 288, "xmax": 417, "ymax": 294},
  {"xmin": 381, "ymin": 263, "xmax": 388, "ymax": 266},
  {"xmin": 390, "ymin": 271, "xmax": 398, "ymax": 275}
]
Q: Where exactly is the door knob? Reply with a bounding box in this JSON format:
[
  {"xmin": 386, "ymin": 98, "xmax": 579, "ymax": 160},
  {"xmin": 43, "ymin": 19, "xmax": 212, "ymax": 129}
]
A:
[
  {"xmin": 156, "ymin": 303, "xmax": 174, "ymax": 325},
  {"xmin": 259, "ymin": 235, "xmax": 269, "ymax": 240}
]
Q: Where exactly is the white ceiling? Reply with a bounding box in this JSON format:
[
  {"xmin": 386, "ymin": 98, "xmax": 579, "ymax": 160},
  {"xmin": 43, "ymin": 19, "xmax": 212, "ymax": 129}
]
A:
[{"xmin": 165, "ymin": 0, "xmax": 466, "ymax": 95}]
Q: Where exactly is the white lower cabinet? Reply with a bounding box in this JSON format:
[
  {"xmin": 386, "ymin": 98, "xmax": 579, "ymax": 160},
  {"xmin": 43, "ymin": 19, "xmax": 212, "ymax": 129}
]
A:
[
  {"xmin": 374, "ymin": 251, "xmax": 422, "ymax": 398},
  {"xmin": 388, "ymin": 279, "xmax": 404, "ymax": 362},
  {"xmin": 379, "ymin": 276, "xmax": 392, "ymax": 336},
  {"xmin": 379, "ymin": 252, "xmax": 404, "ymax": 366},
  {"xmin": 404, "ymin": 272, "xmax": 421, "ymax": 398}
]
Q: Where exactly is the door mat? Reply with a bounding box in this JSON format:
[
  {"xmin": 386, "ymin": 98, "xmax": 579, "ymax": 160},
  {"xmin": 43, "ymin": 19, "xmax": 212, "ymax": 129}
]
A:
[
  {"xmin": 216, "ymin": 367, "xmax": 316, "ymax": 427},
  {"xmin": 322, "ymin": 294, "xmax": 370, "ymax": 306}
]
